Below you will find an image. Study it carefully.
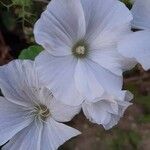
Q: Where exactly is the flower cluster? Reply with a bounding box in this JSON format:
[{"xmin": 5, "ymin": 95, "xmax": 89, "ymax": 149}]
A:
[{"xmin": 0, "ymin": 0, "xmax": 149, "ymax": 149}]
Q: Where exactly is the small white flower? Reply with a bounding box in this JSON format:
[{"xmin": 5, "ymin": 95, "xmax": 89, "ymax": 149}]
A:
[
  {"xmin": 131, "ymin": 0, "xmax": 150, "ymax": 30},
  {"xmin": 34, "ymin": 0, "xmax": 135, "ymax": 106},
  {"xmin": 118, "ymin": 31, "xmax": 150, "ymax": 70},
  {"xmin": 0, "ymin": 60, "xmax": 81, "ymax": 150},
  {"xmin": 82, "ymin": 91, "xmax": 133, "ymax": 129}
]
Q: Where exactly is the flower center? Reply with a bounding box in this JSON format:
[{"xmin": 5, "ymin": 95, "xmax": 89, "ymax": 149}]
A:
[
  {"xmin": 75, "ymin": 46, "xmax": 85, "ymax": 55},
  {"xmin": 72, "ymin": 40, "xmax": 89, "ymax": 58},
  {"xmin": 34, "ymin": 104, "xmax": 50, "ymax": 121}
]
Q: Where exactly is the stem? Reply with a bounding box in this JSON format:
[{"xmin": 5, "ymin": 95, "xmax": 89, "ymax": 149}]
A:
[{"xmin": 0, "ymin": 1, "xmax": 13, "ymax": 11}]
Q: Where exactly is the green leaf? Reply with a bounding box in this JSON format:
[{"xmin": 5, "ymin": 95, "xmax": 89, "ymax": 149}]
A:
[{"xmin": 19, "ymin": 45, "xmax": 43, "ymax": 60}]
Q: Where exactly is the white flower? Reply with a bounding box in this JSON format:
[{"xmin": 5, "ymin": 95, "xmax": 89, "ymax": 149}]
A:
[
  {"xmin": 121, "ymin": 0, "xmax": 150, "ymax": 70},
  {"xmin": 0, "ymin": 60, "xmax": 81, "ymax": 150},
  {"xmin": 34, "ymin": 0, "xmax": 135, "ymax": 106},
  {"xmin": 82, "ymin": 91, "xmax": 133, "ymax": 130},
  {"xmin": 131, "ymin": 0, "xmax": 150, "ymax": 30},
  {"xmin": 118, "ymin": 31, "xmax": 150, "ymax": 70}
]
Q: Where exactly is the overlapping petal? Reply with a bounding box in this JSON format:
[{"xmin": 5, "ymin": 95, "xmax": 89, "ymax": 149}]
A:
[
  {"xmin": 88, "ymin": 48, "xmax": 136, "ymax": 76},
  {"xmin": 40, "ymin": 118, "xmax": 81, "ymax": 150},
  {"xmin": 50, "ymin": 97, "xmax": 81, "ymax": 122},
  {"xmin": 118, "ymin": 31, "xmax": 150, "ymax": 70},
  {"xmin": 75, "ymin": 59, "xmax": 104, "ymax": 102},
  {"xmin": 35, "ymin": 51, "xmax": 84, "ymax": 106},
  {"xmin": 82, "ymin": 91, "xmax": 133, "ymax": 129},
  {"xmin": 74, "ymin": 59, "xmax": 124, "ymax": 103},
  {"xmin": 38, "ymin": 87, "xmax": 81, "ymax": 122},
  {"xmin": 2, "ymin": 122, "xmax": 43, "ymax": 150},
  {"xmin": 2, "ymin": 117, "xmax": 81, "ymax": 150},
  {"xmin": 82, "ymin": 59, "xmax": 123, "ymax": 95},
  {"xmin": 131, "ymin": 0, "xmax": 150, "ymax": 29}
]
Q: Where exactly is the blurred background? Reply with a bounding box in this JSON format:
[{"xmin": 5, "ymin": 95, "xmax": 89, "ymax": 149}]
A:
[{"xmin": 0, "ymin": 0, "xmax": 150, "ymax": 149}]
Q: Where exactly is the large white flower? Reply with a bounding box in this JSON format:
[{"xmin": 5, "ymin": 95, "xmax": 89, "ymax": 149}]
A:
[
  {"xmin": 34, "ymin": 0, "xmax": 135, "ymax": 106},
  {"xmin": 118, "ymin": 31, "xmax": 150, "ymax": 70},
  {"xmin": 82, "ymin": 90, "xmax": 133, "ymax": 129},
  {"xmin": 131, "ymin": 0, "xmax": 150, "ymax": 30},
  {"xmin": 0, "ymin": 60, "xmax": 81, "ymax": 150}
]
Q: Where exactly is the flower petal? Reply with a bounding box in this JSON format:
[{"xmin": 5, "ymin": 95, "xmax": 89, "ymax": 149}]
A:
[
  {"xmin": 75, "ymin": 59, "xmax": 104, "ymax": 102},
  {"xmin": 0, "ymin": 60, "xmax": 41, "ymax": 107},
  {"xmin": 82, "ymin": 91, "xmax": 132, "ymax": 130},
  {"xmin": 38, "ymin": 87, "xmax": 81, "ymax": 122},
  {"xmin": 81, "ymin": 0, "xmax": 132, "ymax": 41},
  {"xmin": 50, "ymin": 96, "xmax": 81, "ymax": 122},
  {"xmin": 118, "ymin": 31, "xmax": 150, "ymax": 70},
  {"xmin": 82, "ymin": 101, "xmax": 112, "ymax": 125},
  {"xmin": 82, "ymin": 0, "xmax": 135, "ymax": 76},
  {"xmin": 34, "ymin": 0, "xmax": 86, "ymax": 56},
  {"xmin": 40, "ymin": 118, "xmax": 81, "ymax": 150},
  {"xmin": 131, "ymin": 0, "xmax": 150, "ymax": 29},
  {"xmin": 2, "ymin": 122, "xmax": 43, "ymax": 150},
  {"xmin": 35, "ymin": 51, "xmax": 84, "ymax": 106},
  {"xmin": 0, "ymin": 97, "xmax": 33, "ymax": 145},
  {"xmin": 89, "ymin": 48, "xmax": 136, "ymax": 76},
  {"xmin": 104, "ymin": 99, "xmax": 132, "ymax": 130},
  {"xmin": 78, "ymin": 59, "xmax": 123, "ymax": 98}
]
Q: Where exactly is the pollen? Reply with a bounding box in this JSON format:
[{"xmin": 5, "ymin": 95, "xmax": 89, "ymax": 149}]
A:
[
  {"xmin": 72, "ymin": 40, "xmax": 89, "ymax": 58},
  {"xmin": 34, "ymin": 104, "xmax": 50, "ymax": 121},
  {"xmin": 75, "ymin": 46, "xmax": 86, "ymax": 55}
]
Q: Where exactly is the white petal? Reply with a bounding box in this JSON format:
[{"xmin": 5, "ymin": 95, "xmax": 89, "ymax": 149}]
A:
[
  {"xmin": 35, "ymin": 51, "xmax": 84, "ymax": 106},
  {"xmin": 82, "ymin": 0, "xmax": 135, "ymax": 76},
  {"xmin": 82, "ymin": 91, "xmax": 132, "ymax": 130},
  {"xmin": 40, "ymin": 118, "xmax": 81, "ymax": 150},
  {"xmin": 75, "ymin": 59, "xmax": 104, "ymax": 102},
  {"xmin": 38, "ymin": 87, "xmax": 81, "ymax": 122},
  {"xmin": 37, "ymin": 86, "xmax": 53, "ymax": 106},
  {"xmin": 104, "ymin": 99, "xmax": 132, "ymax": 130},
  {"xmin": 50, "ymin": 97, "xmax": 81, "ymax": 122},
  {"xmin": 3, "ymin": 122, "xmax": 43, "ymax": 150},
  {"xmin": 118, "ymin": 31, "xmax": 150, "ymax": 70},
  {"xmin": 131, "ymin": 0, "xmax": 150, "ymax": 29},
  {"xmin": 34, "ymin": 0, "xmax": 85, "ymax": 56},
  {"xmin": 89, "ymin": 48, "xmax": 136, "ymax": 76},
  {"xmin": 79, "ymin": 59, "xmax": 123, "ymax": 97},
  {"xmin": 82, "ymin": 101, "xmax": 112, "ymax": 125},
  {"xmin": 0, "ymin": 60, "xmax": 40, "ymax": 107},
  {"xmin": 81, "ymin": 0, "xmax": 132, "ymax": 41},
  {"xmin": 102, "ymin": 114, "xmax": 120, "ymax": 130},
  {"xmin": 115, "ymin": 90, "xmax": 134, "ymax": 103},
  {"xmin": 0, "ymin": 97, "xmax": 33, "ymax": 145}
]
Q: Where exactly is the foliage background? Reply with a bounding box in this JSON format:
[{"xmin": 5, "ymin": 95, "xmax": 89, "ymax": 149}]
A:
[{"xmin": 0, "ymin": 0, "xmax": 150, "ymax": 149}]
